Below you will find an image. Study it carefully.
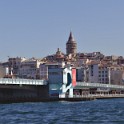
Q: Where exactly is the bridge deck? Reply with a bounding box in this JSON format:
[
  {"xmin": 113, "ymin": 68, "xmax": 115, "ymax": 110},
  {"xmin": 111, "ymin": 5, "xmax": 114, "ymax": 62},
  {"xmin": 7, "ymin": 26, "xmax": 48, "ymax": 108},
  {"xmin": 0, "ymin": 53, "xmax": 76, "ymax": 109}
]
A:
[
  {"xmin": 0, "ymin": 78, "xmax": 48, "ymax": 85},
  {"xmin": 1, "ymin": 79, "xmax": 124, "ymax": 90},
  {"xmin": 75, "ymin": 82, "xmax": 124, "ymax": 90}
]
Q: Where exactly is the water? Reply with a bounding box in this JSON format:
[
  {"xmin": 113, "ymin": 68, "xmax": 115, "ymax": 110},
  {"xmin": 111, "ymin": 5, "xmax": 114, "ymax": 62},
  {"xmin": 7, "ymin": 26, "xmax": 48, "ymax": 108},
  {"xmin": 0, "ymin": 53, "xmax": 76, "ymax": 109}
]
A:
[{"xmin": 0, "ymin": 99, "xmax": 124, "ymax": 124}]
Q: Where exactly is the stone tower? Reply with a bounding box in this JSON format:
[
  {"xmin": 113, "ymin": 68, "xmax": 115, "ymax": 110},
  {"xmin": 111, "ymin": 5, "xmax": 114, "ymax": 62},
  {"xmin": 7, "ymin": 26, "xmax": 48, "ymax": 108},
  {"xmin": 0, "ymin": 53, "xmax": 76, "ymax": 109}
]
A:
[{"xmin": 66, "ymin": 32, "xmax": 77, "ymax": 55}]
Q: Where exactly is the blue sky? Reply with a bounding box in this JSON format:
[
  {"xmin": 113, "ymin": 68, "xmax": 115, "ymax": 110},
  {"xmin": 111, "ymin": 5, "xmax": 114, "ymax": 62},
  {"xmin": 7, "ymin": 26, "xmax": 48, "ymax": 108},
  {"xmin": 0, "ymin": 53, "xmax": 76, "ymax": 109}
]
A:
[{"xmin": 0, "ymin": 0, "xmax": 124, "ymax": 61}]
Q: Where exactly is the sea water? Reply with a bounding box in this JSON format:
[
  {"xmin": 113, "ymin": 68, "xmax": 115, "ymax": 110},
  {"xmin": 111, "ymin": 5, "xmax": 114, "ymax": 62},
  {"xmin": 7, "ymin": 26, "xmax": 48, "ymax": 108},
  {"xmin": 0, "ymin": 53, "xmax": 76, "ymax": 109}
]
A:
[{"xmin": 0, "ymin": 99, "xmax": 124, "ymax": 124}]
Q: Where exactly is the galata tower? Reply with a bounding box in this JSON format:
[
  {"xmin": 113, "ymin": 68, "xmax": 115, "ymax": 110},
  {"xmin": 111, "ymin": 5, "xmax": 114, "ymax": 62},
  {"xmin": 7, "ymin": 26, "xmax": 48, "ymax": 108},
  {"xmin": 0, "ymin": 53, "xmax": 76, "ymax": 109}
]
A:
[{"xmin": 66, "ymin": 32, "xmax": 77, "ymax": 55}]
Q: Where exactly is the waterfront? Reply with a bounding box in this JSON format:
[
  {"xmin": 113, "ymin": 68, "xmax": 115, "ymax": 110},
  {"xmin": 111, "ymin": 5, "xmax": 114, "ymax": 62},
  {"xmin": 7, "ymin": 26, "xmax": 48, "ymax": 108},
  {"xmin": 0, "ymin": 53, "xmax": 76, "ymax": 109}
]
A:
[{"xmin": 0, "ymin": 99, "xmax": 124, "ymax": 124}]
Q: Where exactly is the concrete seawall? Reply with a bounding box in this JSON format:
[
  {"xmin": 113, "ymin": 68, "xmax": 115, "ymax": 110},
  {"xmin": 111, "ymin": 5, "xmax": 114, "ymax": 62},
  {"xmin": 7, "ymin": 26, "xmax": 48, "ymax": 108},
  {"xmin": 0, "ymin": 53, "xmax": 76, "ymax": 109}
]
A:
[{"xmin": 0, "ymin": 84, "xmax": 49, "ymax": 103}]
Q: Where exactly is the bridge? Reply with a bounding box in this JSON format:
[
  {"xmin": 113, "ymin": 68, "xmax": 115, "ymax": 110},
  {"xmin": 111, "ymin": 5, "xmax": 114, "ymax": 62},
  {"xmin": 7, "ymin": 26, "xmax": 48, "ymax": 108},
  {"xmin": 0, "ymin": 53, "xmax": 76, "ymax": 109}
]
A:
[
  {"xmin": 1, "ymin": 78, "xmax": 124, "ymax": 90},
  {"xmin": 0, "ymin": 78, "xmax": 48, "ymax": 86},
  {"xmin": 59, "ymin": 81, "xmax": 124, "ymax": 98},
  {"xmin": 75, "ymin": 82, "xmax": 124, "ymax": 90}
]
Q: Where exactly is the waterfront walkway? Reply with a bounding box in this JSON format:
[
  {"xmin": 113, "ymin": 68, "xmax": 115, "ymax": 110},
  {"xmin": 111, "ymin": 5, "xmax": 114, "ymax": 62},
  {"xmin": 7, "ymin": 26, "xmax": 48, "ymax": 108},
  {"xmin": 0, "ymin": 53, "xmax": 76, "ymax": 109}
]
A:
[
  {"xmin": 0, "ymin": 78, "xmax": 48, "ymax": 85},
  {"xmin": 75, "ymin": 82, "xmax": 124, "ymax": 90}
]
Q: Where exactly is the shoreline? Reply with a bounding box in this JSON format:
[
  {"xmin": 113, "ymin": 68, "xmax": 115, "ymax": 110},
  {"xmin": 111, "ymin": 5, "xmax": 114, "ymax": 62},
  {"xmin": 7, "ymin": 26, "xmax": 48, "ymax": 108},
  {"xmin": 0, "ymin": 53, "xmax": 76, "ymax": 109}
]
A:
[{"xmin": 1, "ymin": 95, "xmax": 124, "ymax": 104}]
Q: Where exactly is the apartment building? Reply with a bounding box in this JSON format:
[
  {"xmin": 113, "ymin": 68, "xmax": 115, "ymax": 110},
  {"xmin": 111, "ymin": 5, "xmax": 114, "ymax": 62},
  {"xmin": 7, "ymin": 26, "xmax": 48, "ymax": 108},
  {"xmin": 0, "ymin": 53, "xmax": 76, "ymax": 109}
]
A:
[
  {"xmin": 0, "ymin": 65, "xmax": 8, "ymax": 78},
  {"xmin": 88, "ymin": 61, "xmax": 109, "ymax": 84},
  {"xmin": 39, "ymin": 63, "xmax": 48, "ymax": 80},
  {"xmin": 109, "ymin": 65, "xmax": 124, "ymax": 85},
  {"xmin": 87, "ymin": 60, "xmax": 124, "ymax": 85},
  {"xmin": 8, "ymin": 57, "xmax": 26, "ymax": 77},
  {"xmin": 19, "ymin": 58, "xmax": 42, "ymax": 79}
]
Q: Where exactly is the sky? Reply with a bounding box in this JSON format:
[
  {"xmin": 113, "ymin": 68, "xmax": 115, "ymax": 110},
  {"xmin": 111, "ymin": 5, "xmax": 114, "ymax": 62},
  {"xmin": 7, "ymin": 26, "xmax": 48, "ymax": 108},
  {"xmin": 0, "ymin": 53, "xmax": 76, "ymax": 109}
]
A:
[{"xmin": 0, "ymin": 0, "xmax": 124, "ymax": 61}]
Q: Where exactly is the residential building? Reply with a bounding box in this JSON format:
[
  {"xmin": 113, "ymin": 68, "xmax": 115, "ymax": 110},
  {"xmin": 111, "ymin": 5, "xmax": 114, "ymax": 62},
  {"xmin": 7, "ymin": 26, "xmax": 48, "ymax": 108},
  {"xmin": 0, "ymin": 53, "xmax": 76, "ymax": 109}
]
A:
[
  {"xmin": 88, "ymin": 61, "xmax": 109, "ymax": 84},
  {"xmin": 39, "ymin": 63, "xmax": 48, "ymax": 80},
  {"xmin": 8, "ymin": 57, "xmax": 26, "ymax": 77},
  {"xmin": 0, "ymin": 65, "xmax": 8, "ymax": 78},
  {"xmin": 109, "ymin": 65, "xmax": 124, "ymax": 85},
  {"xmin": 19, "ymin": 58, "xmax": 42, "ymax": 79}
]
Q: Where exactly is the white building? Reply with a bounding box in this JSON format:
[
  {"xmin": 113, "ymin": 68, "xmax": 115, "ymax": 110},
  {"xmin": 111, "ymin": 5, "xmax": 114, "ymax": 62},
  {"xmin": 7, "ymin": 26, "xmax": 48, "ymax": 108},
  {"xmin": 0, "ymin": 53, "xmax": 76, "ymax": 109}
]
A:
[
  {"xmin": 88, "ymin": 61, "xmax": 109, "ymax": 84},
  {"xmin": 39, "ymin": 63, "xmax": 48, "ymax": 80},
  {"xmin": 98, "ymin": 64, "xmax": 109, "ymax": 84},
  {"xmin": 0, "ymin": 65, "xmax": 8, "ymax": 78},
  {"xmin": 8, "ymin": 57, "xmax": 26, "ymax": 76},
  {"xmin": 19, "ymin": 58, "xmax": 42, "ymax": 79},
  {"xmin": 109, "ymin": 65, "xmax": 124, "ymax": 85},
  {"xmin": 39, "ymin": 62, "xmax": 65, "ymax": 80},
  {"xmin": 88, "ymin": 61, "xmax": 124, "ymax": 85}
]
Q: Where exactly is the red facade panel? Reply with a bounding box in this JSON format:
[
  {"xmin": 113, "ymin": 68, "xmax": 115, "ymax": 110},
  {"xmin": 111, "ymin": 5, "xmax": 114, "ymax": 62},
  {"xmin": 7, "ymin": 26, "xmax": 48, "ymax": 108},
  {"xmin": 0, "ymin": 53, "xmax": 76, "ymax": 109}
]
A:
[{"xmin": 72, "ymin": 69, "xmax": 76, "ymax": 86}]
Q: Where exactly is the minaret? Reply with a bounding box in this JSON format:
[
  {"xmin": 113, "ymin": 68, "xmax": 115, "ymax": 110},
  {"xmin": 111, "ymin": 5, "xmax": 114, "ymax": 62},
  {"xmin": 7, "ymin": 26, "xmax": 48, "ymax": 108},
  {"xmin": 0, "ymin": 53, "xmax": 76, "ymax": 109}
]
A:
[{"xmin": 66, "ymin": 32, "xmax": 77, "ymax": 55}]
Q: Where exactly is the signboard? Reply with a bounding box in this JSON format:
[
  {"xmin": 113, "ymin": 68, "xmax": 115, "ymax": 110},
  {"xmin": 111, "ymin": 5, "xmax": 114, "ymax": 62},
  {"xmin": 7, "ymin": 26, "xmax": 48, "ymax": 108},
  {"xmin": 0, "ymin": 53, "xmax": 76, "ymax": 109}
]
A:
[{"xmin": 72, "ymin": 68, "xmax": 76, "ymax": 86}]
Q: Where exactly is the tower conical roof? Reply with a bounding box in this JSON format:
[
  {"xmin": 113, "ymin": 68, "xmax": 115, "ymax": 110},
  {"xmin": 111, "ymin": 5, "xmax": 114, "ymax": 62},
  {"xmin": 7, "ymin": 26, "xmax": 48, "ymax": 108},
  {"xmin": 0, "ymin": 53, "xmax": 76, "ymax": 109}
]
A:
[
  {"xmin": 67, "ymin": 32, "xmax": 76, "ymax": 43},
  {"xmin": 66, "ymin": 32, "xmax": 77, "ymax": 55}
]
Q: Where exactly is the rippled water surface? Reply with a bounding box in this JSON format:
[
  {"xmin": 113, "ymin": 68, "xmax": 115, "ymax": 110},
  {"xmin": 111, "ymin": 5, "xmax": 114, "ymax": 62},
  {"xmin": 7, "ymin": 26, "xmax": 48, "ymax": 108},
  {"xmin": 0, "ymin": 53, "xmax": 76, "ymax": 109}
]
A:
[{"xmin": 0, "ymin": 99, "xmax": 124, "ymax": 124}]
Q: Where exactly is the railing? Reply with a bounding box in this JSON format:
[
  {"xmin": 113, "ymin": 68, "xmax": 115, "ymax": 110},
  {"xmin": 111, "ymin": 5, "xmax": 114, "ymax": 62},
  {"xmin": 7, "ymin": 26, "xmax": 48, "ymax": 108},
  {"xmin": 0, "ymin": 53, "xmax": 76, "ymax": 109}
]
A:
[
  {"xmin": 73, "ymin": 94, "xmax": 124, "ymax": 98},
  {"xmin": 0, "ymin": 78, "xmax": 48, "ymax": 85},
  {"xmin": 76, "ymin": 82, "xmax": 124, "ymax": 89}
]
